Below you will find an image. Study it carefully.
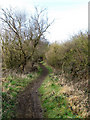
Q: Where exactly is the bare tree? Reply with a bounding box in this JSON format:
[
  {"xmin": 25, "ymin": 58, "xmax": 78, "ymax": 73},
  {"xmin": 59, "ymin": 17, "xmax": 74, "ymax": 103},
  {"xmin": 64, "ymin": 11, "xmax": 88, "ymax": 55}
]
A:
[{"xmin": 0, "ymin": 7, "xmax": 52, "ymax": 71}]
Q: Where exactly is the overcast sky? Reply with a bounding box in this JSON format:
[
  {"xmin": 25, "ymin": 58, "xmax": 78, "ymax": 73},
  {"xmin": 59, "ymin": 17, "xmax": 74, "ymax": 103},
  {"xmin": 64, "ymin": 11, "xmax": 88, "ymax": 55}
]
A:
[{"xmin": 0, "ymin": 0, "xmax": 88, "ymax": 43}]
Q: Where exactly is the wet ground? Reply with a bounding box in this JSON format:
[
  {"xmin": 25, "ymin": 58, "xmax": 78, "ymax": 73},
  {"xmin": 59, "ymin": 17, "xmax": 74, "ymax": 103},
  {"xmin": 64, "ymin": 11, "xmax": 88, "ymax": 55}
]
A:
[{"xmin": 16, "ymin": 64, "xmax": 48, "ymax": 119}]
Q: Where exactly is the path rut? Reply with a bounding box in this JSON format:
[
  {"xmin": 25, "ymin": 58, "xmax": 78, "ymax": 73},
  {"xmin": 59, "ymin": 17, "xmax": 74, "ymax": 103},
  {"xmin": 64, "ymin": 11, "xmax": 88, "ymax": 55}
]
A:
[{"xmin": 16, "ymin": 64, "xmax": 48, "ymax": 119}]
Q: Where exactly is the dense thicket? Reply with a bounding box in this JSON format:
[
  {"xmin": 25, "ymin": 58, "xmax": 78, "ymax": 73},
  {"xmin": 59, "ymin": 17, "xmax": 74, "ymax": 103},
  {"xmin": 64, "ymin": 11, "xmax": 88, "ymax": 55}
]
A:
[
  {"xmin": 46, "ymin": 32, "xmax": 88, "ymax": 80},
  {"xmin": 0, "ymin": 7, "xmax": 51, "ymax": 71}
]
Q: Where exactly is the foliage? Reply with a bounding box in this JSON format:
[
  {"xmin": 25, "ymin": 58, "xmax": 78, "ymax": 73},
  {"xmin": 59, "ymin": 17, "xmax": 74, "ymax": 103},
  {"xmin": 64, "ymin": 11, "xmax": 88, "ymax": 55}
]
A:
[
  {"xmin": 44, "ymin": 33, "xmax": 89, "ymax": 118},
  {"xmin": 45, "ymin": 32, "xmax": 88, "ymax": 81}
]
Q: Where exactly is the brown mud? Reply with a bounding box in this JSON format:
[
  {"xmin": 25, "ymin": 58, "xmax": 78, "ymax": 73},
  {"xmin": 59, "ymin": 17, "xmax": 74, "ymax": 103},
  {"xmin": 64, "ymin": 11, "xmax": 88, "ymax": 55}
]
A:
[{"xmin": 16, "ymin": 64, "xmax": 48, "ymax": 119}]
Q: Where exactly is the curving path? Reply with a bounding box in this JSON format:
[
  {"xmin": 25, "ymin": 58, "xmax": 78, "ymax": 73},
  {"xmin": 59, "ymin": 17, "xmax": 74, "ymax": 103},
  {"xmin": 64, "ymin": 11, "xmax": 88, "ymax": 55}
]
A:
[{"xmin": 16, "ymin": 64, "xmax": 48, "ymax": 119}]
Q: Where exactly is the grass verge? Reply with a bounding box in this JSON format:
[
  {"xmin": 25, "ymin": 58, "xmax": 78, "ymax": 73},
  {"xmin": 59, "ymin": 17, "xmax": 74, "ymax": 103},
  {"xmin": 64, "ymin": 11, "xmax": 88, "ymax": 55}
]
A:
[
  {"xmin": 39, "ymin": 65, "xmax": 81, "ymax": 118},
  {"xmin": 2, "ymin": 65, "xmax": 42, "ymax": 120}
]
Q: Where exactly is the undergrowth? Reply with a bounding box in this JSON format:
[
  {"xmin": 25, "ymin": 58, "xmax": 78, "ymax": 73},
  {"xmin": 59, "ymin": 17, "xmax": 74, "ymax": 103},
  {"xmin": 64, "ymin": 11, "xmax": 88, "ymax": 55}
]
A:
[
  {"xmin": 2, "ymin": 65, "xmax": 42, "ymax": 120},
  {"xmin": 39, "ymin": 74, "xmax": 81, "ymax": 118},
  {"xmin": 45, "ymin": 32, "xmax": 88, "ymax": 81}
]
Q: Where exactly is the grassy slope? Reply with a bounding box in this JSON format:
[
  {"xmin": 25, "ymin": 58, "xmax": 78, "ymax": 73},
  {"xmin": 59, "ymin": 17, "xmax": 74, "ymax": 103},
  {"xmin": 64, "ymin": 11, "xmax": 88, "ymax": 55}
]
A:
[
  {"xmin": 2, "ymin": 66, "xmax": 42, "ymax": 119},
  {"xmin": 39, "ymin": 63, "xmax": 81, "ymax": 118}
]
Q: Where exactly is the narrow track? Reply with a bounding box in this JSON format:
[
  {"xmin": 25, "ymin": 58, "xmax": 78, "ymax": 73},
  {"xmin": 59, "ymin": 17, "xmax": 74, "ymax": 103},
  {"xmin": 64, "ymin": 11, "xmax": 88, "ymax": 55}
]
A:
[{"xmin": 16, "ymin": 64, "xmax": 48, "ymax": 119}]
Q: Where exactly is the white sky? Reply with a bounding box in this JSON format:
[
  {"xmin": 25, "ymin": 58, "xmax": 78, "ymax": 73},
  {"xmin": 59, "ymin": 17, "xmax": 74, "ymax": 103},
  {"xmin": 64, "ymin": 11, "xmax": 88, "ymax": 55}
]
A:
[{"xmin": 0, "ymin": 0, "xmax": 88, "ymax": 43}]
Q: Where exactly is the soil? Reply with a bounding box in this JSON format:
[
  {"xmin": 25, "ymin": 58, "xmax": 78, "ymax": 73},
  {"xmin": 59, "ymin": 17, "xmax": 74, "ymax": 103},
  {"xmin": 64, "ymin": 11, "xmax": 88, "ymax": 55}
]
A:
[{"xmin": 16, "ymin": 64, "xmax": 49, "ymax": 119}]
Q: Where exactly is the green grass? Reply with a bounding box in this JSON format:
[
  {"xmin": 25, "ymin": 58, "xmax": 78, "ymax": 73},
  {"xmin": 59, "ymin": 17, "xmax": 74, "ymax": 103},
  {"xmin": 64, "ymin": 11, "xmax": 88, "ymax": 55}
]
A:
[
  {"xmin": 39, "ymin": 74, "xmax": 81, "ymax": 118},
  {"xmin": 2, "ymin": 66, "xmax": 42, "ymax": 120}
]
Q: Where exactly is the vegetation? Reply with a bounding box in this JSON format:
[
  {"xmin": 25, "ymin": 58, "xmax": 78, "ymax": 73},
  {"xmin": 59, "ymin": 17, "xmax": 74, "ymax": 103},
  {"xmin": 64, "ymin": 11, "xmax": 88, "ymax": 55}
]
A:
[
  {"xmin": 0, "ymin": 7, "xmax": 51, "ymax": 119},
  {"xmin": 39, "ymin": 73, "xmax": 81, "ymax": 118},
  {"xmin": 46, "ymin": 32, "xmax": 88, "ymax": 81},
  {"xmin": 0, "ymin": 7, "xmax": 51, "ymax": 72},
  {"xmin": 0, "ymin": 6, "xmax": 89, "ymax": 119},
  {"xmin": 42, "ymin": 32, "xmax": 89, "ymax": 118},
  {"xmin": 2, "ymin": 66, "xmax": 42, "ymax": 120},
  {"xmin": 39, "ymin": 60, "xmax": 88, "ymax": 118}
]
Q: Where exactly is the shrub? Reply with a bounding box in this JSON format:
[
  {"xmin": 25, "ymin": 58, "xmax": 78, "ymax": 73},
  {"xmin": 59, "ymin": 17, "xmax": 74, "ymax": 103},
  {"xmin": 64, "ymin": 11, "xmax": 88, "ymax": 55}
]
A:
[{"xmin": 46, "ymin": 32, "xmax": 88, "ymax": 80}]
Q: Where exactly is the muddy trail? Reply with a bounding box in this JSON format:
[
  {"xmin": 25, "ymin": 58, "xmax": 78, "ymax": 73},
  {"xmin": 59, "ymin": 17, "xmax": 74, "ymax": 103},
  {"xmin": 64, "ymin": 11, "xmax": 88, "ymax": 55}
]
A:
[{"xmin": 16, "ymin": 64, "xmax": 49, "ymax": 119}]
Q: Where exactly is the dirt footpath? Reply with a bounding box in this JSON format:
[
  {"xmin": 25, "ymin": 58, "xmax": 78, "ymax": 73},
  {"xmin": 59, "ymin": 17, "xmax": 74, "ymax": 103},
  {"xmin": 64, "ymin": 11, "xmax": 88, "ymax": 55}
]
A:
[{"xmin": 16, "ymin": 64, "xmax": 48, "ymax": 119}]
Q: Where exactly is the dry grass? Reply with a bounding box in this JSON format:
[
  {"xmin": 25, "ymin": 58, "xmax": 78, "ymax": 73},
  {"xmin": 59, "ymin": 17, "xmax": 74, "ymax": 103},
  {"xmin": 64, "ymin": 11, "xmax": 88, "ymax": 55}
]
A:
[{"xmin": 58, "ymin": 73, "xmax": 89, "ymax": 118}]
